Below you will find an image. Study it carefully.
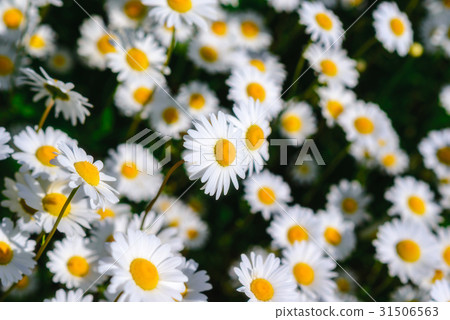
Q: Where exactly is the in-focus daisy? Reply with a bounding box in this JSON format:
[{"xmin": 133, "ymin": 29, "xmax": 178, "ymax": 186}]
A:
[
  {"xmin": 179, "ymin": 258, "xmax": 212, "ymax": 301},
  {"xmin": 99, "ymin": 229, "xmax": 188, "ymax": 301},
  {"xmin": 47, "ymin": 48, "xmax": 74, "ymax": 74},
  {"xmin": 230, "ymin": 12, "xmax": 272, "ymax": 51},
  {"xmin": 243, "ymin": 170, "xmax": 292, "ymax": 220},
  {"xmin": 373, "ymin": 2, "xmax": 413, "ymax": 56},
  {"xmin": 419, "ymin": 129, "xmax": 450, "ymax": 179},
  {"xmin": 176, "ymin": 81, "xmax": 219, "ymax": 117},
  {"xmin": 188, "ymin": 33, "xmax": 232, "ymax": 73},
  {"xmin": 376, "ymin": 147, "xmax": 409, "ymax": 176},
  {"xmin": 430, "ymin": 279, "xmax": 450, "ymax": 302},
  {"xmin": 23, "ymin": 24, "xmax": 56, "ymax": 59},
  {"xmin": 183, "ymin": 111, "xmax": 247, "ymax": 199},
  {"xmin": 291, "ymin": 160, "xmax": 319, "ymax": 185},
  {"xmin": 234, "ymin": 252, "xmax": 299, "ymax": 302},
  {"xmin": 317, "ymin": 85, "xmax": 356, "ymax": 127},
  {"xmin": 0, "ymin": 127, "xmax": 12, "ymax": 160},
  {"xmin": 268, "ymin": 0, "xmax": 300, "ymax": 13},
  {"xmin": 440, "ymin": 85, "xmax": 450, "ymax": 115},
  {"xmin": 374, "ymin": 219, "xmax": 440, "ymax": 284},
  {"xmin": 279, "ymin": 101, "xmax": 317, "ymax": 143},
  {"xmin": 44, "ymin": 289, "xmax": 93, "ymax": 302}
]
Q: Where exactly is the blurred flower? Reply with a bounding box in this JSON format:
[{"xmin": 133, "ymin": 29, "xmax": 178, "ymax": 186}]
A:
[
  {"xmin": 44, "ymin": 289, "xmax": 93, "ymax": 302},
  {"xmin": 0, "ymin": 127, "xmax": 13, "ymax": 160}
]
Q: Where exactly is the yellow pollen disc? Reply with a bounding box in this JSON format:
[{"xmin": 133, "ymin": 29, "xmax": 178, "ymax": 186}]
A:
[
  {"xmin": 187, "ymin": 229, "xmax": 198, "ymax": 240},
  {"xmin": 320, "ymin": 59, "xmax": 338, "ymax": 77},
  {"xmin": 19, "ymin": 198, "xmax": 37, "ymax": 215},
  {"xmin": 16, "ymin": 275, "xmax": 29, "ymax": 289},
  {"xmin": 67, "ymin": 256, "xmax": 90, "ymax": 277},
  {"xmin": 396, "ymin": 239, "xmax": 421, "ymax": 263},
  {"xmin": 35, "ymin": 145, "xmax": 58, "ymax": 167},
  {"xmin": 293, "ymin": 262, "xmax": 315, "ymax": 286},
  {"xmin": 162, "ymin": 106, "xmax": 179, "ymax": 124},
  {"xmin": 44, "ymin": 83, "xmax": 69, "ymax": 100},
  {"xmin": 0, "ymin": 55, "xmax": 14, "ymax": 76},
  {"xmin": 354, "ymin": 117, "xmax": 374, "ymax": 134},
  {"xmin": 443, "ymin": 246, "xmax": 450, "ymax": 266},
  {"xmin": 42, "ymin": 193, "xmax": 71, "ymax": 217},
  {"xmin": 342, "ymin": 198, "xmax": 358, "ymax": 214},
  {"xmin": 245, "ymin": 125, "xmax": 264, "ymax": 151},
  {"xmin": 74, "ymin": 161, "xmax": 100, "ymax": 186},
  {"xmin": 97, "ymin": 34, "xmax": 116, "ymax": 55},
  {"xmin": 437, "ymin": 146, "xmax": 450, "ymax": 165},
  {"xmin": 130, "ymin": 258, "xmax": 159, "ymax": 291},
  {"xmin": 382, "ymin": 154, "xmax": 396, "ymax": 167},
  {"xmin": 444, "ymin": 0, "xmax": 450, "ymax": 8},
  {"xmin": 287, "ymin": 225, "xmax": 308, "ymax": 244},
  {"xmin": 336, "ymin": 278, "xmax": 350, "ymax": 292},
  {"xmin": 326, "ymin": 100, "xmax": 344, "ymax": 119},
  {"xmin": 241, "ymin": 21, "xmax": 259, "ymax": 38},
  {"xmin": 432, "ymin": 270, "xmax": 445, "ymax": 283},
  {"xmin": 123, "ymin": 0, "xmax": 146, "ymax": 19},
  {"xmin": 189, "ymin": 93, "xmax": 206, "ymax": 110},
  {"xmin": 199, "ymin": 46, "xmax": 218, "ymax": 63},
  {"xmin": 249, "ymin": 59, "xmax": 266, "ymax": 72},
  {"xmin": 3, "ymin": 8, "xmax": 23, "ymax": 29},
  {"xmin": 169, "ymin": 219, "xmax": 179, "ymax": 227},
  {"xmin": 390, "ymin": 18, "xmax": 405, "ymax": 36},
  {"xmin": 257, "ymin": 187, "xmax": 276, "ymax": 205},
  {"xmin": 298, "ymin": 165, "xmax": 309, "ymax": 174},
  {"xmin": 282, "ymin": 114, "xmax": 302, "ymax": 133},
  {"xmin": 126, "ymin": 48, "xmax": 149, "ymax": 71},
  {"xmin": 324, "ymin": 227, "xmax": 342, "ymax": 246},
  {"xmin": 167, "ymin": 0, "xmax": 192, "ymax": 13},
  {"xmin": 246, "ymin": 82, "xmax": 266, "ymax": 102},
  {"xmin": 250, "ymin": 278, "xmax": 274, "ymax": 301},
  {"xmin": 408, "ymin": 196, "xmax": 426, "ymax": 215},
  {"xmin": 29, "ymin": 34, "xmax": 45, "ymax": 49},
  {"xmin": 106, "ymin": 234, "xmax": 115, "ymax": 242},
  {"xmin": 211, "ymin": 21, "xmax": 227, "ymax": 36},
  {"xmin": 121, "ymin": 162, "xmax": 139, "ymax": 179},
  {"xmin": 0, "ymin": 241, "xmax": 13, "ymax": 265},
  {"xmin": 214, "ymin": 139, "xmax": 236, "ymax": 167},
  {"xmin": 315, "ymin": 13, "xmax": 333, "ymax": 30},
  {"xmin": 133, "ymin": 87, "xmax": 153, "ymax": 106},
  {"xmin": 97, "ymin": 208, "xmax": 115, "ymax": 220},
  {"xmin": 52, "ymin": 54, "xmax": 66, "ymax": 67}
]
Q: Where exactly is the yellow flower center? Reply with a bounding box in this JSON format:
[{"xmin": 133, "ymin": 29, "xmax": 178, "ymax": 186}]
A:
[
  {"xmin": 123, "ymin": 0, "xmax": 146, "ymax": 19},
  {"xmin": 241, "ymin": 21, "xmax": 259, "ymax": 38},
  {"xmin": 52, "ymin": 54, "xmax": 66, "ymax": 67},
  {"xmin": 0, "ymin": 55, "xmax": 14, "ymax": 76},
  {"xmin": 106, "ymin": 234, "xmax": 115, "ymax": 242},
  {"xmin": 0, "ymin": 241, "xmax": 13, "ymax": 265},
  {"xmin": 121, "ymin": 162, "xmax": 139, "ymax": 179},
  {"xmin": 167, "ymin": 0, "xmax": 192, "ymax": 13},
  {"xmin": 437, "ymin": 146, "xmax": 450, "ymax": 166},
  {"xmin": 3, "ymin": 8, "xmax": 23, "ymax": 29},
  {"xmin": 133, "ymin": 87, "xmax": 153, "ymax": 106},
  {"xmin": 336, "ymin": 277, "xmax": 350, "ymax": 292},
  {"xmin": 245, "ymin": 125, "xmax": 264, "ymax": 151},
  {"xmin": 16, "ymin": 275, "xmax": 29, "ymax": 289},
  {"xmin": 342, "ymin": 198, "xmax": 358, "ymax": 214},
  {"xmin": 162, "ymin": 106, "xmax": 179, "ymax": 124},
  {"xmin": 97, "ymin": 208, "xmax": 115, "ymax": 220},
  {"xmin": 326, "ymin": 100, "xmax": 344, "ymax": 119},
  {"xmin": 44, "ymin": 83, "xmax": 70, "ymax": 100},
  {"xmin": 443, "ymin": 246, "xmax": 450, "ymax": 266},
  {"xmin": 249, "ymin": 59, "xmax": 266, "ymax": 72},
  {"xmin": 126, "ymin": 48, "xmax": 149, "ymax": 71},
  {"xmin": 67, "ymin": 256, "xmax": 90, "ymax": 277},
  {"xmin": 354, "ymin": 117, "xmax": 374, "ymax": 134},
  {"xmin": 211, "ymin": 21, "xmax": 227, "ymax": 36},
  {"xmin": 130, "ymin": 258, "xmax": 159, "ymax": 291},
  {"xmin": 42, "ymin": 193, "xmax": 71, "ymax": 217},
  {"xmin": 315, "ymin": 13, "xmax": 333, "ymax": 30},
  {"xmin": 320, "ymin": 59, "xmax": 338, "ymax": 77},
  {"xmin": 396, "ymin": 239, "xmax": 421, "ymax": 263},
  {"xmin": 390, "ymin": 18, "xmax": 405, "ymax": 36},
  {"xmin": 187, "ymin": 229, "xmax": 198, "ymax": 240},
  {"xmin": 97, "ymin": 34, "xmax": 116, "ymax": 55},
  {"xmin": 293, "ymin": 262, "xmax": 314, "ymax": 286},
  {"xmin": 35, "ymin": 145, "xmax": 58, "ymax": 167},
  {"xmin": 324, "ymin": 227, "xmax": 342, "ymax": 246},
  {"xmin": 246, "ymin": 82, "xmax": 266, "ymax": 102},
  {"xmin": 444, "ymin": 0, "xmax": 450, "ymax": 8},
  {"xmin": 287, "ymin": 225, "xmax": 309, "ymax": 244},
  {"xmin": 257, "ymin": 187, "xmax": 276, "ymax": 205},
  {"xmin": 432, "ymin": 269, "xmax": 445, "ymax": 283},
  {"xmin": 74, "ymin": 161, "xmax": 100, "ymax": 186},
  {"xmin": 408, "ymin": 196, "xmax": 426, "ymax": 215},
  {"xmin": 19, "ymin": 198, "xmax": 37, "ymax": 216},
  {"xmin": 29, "ymin": 34, "xmax": 45, "ymax": 49},
  {"xmin": 189, "ymin": 93, "xmax": 206, "ymax": 110},
  {"xmin": 382, "ymin": 153, "xmax": 397, "ymax": 167},
  {"xmin": 214, "ymin": 139, "xmax": 236, "ymax": 167},
  {"xmin": 282, "ymin": 114, "xmax": 302, "ymax": 133},
  {"xmin": 250, "ymin": 278, "xmax": 274, "ymax": 301},
  {"xmin": 199, "ymin": 46, "xmax": 218, "ymax": 62}
]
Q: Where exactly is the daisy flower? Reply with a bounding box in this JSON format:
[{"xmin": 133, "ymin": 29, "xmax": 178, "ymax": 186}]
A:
[
  {"xmin": 230, "ymin": 12, "xmax": 272, "ymax": 51},
  {"xmin": 385, "ymin": 176, "xmax": 442, "ymax": 228},
  {"xmin": 425, "ymin": 0, "xmax": 450, "ymax": 14},
  {"xmin": 419, "ymin": 128, "xmax": 450, "ymax": 179},
  {"xmin": 99, "ymin": 229, "xmax": 188, "ymax": 301},
  {"xmin": 204, "ymin": 9, "xmax": 231, "ymax": 40},
  {"xmin": 317, "ymin": 85, "xmax": 356, "ymax": 127},
  {"xmin": 282, "ymin": 241, "xmax": 337, "ymax": 300},
  {"xmin": 183, "ymin": 111, "xmax": 247, "ymax": 199},
  {"xmin": 234, "ymin": 252, "xmax": 299, "ymax": 302},
  {"xmin": 279, "ymin": 101, "xmax": 317, "ymax": 143},
  {"xmin": 90, "ymin": 214, "xmax": 130, "ymax": 257},
  {"xmin": 0, "ymin": 46, "xmax": 19, "ymax": 91},
  {"xmin": 114, "ymin": 79, "xmax": 157, "ymax": 118},
  {"xmin": 2, "ymin": 273, "xmax": 39, "ymax": 299},
  {"xmin": 291, "ymin": 160, "xmax": 319, "ymax": 185},
  {"xmin": 179, "ymin": 258, "xmax": 212, "ymax": 301},
  {"xmin": 267, "ymin": 205, "xmax": 320, "ymax": 249},
  {"xmin": 243, "ymin": 170, "xmax": 292, "ymax": 220},
  {"xmin": 44, "ymin": 289, "xmax": 94, "ymax": 302},
  {"xmin": 188, "ymin": 33, "xmax": 232, "ymax": 74},
  {"xmin": 440, "ymin": 85, "xmax": 450, "ymax": 115},
  {"xmin": 437, "ymin": 228, "xmax": 450, "ymax": 273},
  {"xmin": 54, "ymin": 141, "xmax": 119, "ymax": 209},
  {"xmin": 21, "ymin": 67, "xmax": 92, "ymax": 126},
  {"xmin": 391, "ymin": 285, "xmax": 429, "ymax": 302},
  {"xmin": 106, "ymin": 143, "xmax": 163, "ymax": 203},
  {"xmin": 268, "ymin": 0, "xmax": 300, "ymax": 13},
  {"xmin": 0, "ymin": 127, "xmax": 12, "ymax": 160},
  {"xmin": 176, "ymin": 81, "xmax": 219, "ymax": 118},
  {"xmin": 0, "ymin": 218, "xmax": 36, "ymax": 288},
  {"xmin": 152, "ymin": 22, "xmax": 194, "ymax": 48},
  {"xmin": 298, "ymin": 1, "xmax": 344, "ymax": 46},
  {"xmin": 179, "ymin": 214, "xmax": 208, "ymax": 249},
  {"xmin": 94, "ymin": 201, "xmax": 132, "ymax": 222},
  {"xmin": 430, "ymin": 280, "xmax": 450, "ymax": 301},
  {"xmin": 374, "ymin": 219, "xmax": 440, "ymax": 284},
  {"xmin": 23, "ymin": 24, "xmax": 56, "ymax": 59},
  {"xmin": 105, "ymin": 0, "xmax": 149, "ymax": 28},
  {"xmin": 0, "ymin": 0, "xmax": 36, "ymax": 39},
  {"xmin": 47, "ymin": 236, "xmax": 100, "ymax": 291},
  {"xmin": 47, "ymin": 47, "xmax": 74, "ymax": 74},
  {"xmin": 12, "ymin": 126, "xmax": 74, "ymax": 181},
  {"xmin": 376, "ymin": 147, "xmax": 409, "ymax": 176},
  {"xmin": 373, "ymin": 2, "xmax": 413, "ymax": 56}
]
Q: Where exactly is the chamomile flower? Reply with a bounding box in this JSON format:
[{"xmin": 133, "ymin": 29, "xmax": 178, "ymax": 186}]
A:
[
  {"xmin": 44, "ymin": 289, "xmax": 94, "ymax": 302},
  {"xmin": 0, "ymin": 218, "xmax": 36, "ymax": 288},
  {"xmin": 279, "ymin": 101, "xmax": 317, "ymax": 143},
  {"xmin": 106, "ymin": 143, "xmax": 163, "ymax": 203},
  {"xmin": 440, "ymin": 85, "xmax": 450, "ymax": 115},
  {"xmin": 176, "ymin": 81, "xmax": 219, "ymax": 117},
  {"xmin": 205, "ymin": 9, "xmax": 231, "ymax": 40},
  {"xmin": 267, "ymin": 205, "xmax": 320, "ymax": 249},
  {"xmin": 437, "ymin": 228, "xmax": 450, "ymax": 272},
  {"xmin": 99, "ymin": 229, "xmax": 188, "ymax": 301},
  {"xmin": 430, "ymin": 279, "xmax": 450, "ymax": 301},
  {"xmin": 291, "ymin": 160, "xmax": 319, "ymax": 185},
  {"xmin": 282, "ymin": 241, "xmax": 337, "ymax": 300},
  {"xmin": 373, "ymin": 2, "xmax": 413, "ymax": 56},
  {"xmin": 54, "ymin": 141, "xmax": 119, "ymax": 209},
  {"xmin": 392, "ymin": 285, "xmax": 429, "ymax": 302},
  {"xmin": 21, "ymin": 67, "xmax": 92, "ymax": 126},
  {"xmin": 47, "ymin": 48, "xmax": 74, "ymax": 74},
  {"xmin": 0, "ymin": 0, "xmax": 35, "ymax": 39},
  {"xmin": 298, "ymin": 1, "xmax": 344, "ymax": 46},
  {"xmin": 376, "ymin": 147, "xmax": 409, "ymax": 176},
  {"xmin": 90, "ymin": 214, "xmax": 130, "ymax": 256},
  {"xmin": 0, "ymin": 127, "xmax": 12, "ymax": 160},
  {"xmin": 326, "ymin": 179, "xmax": 371, "ymax": 226},
  {"xmin": 188, "ymin": 33, "xmax": 232, "ymax": 73},
  {"xmin": 12, "ymin": 126, "xmax": 74, "ymax": 181},
  {"xmin": 114, "ymin": 79, "xmax": 158, "ymax": 118},
  {"xmin": 105, "ymin": 0, "xmax": 149, "ymax": 29},
  {"xmin": 374, "ymin": 219, "xmax": 440, "ymax": 284},
  {"xmin": 3, "ymin": 273, "xmax": 39, "ymax": 299},
  {"xmin": 268, "ymin": 0, "xmax": 300, "ymax": 13},
  {"xmin": 234, "ymin": 252, "xmax": 299, "ymax": 302},
  {"xmin": 183, "ymin": 111, "xmax": 247, "ymax": 199},
  {"xmin": 23, "ymin": 24, "xmax": 56, "ymax": 59},
  {"xmin": 305, "ymin": 44, "xmax": 359, "ymax": 88},
  {"xmin": 47, "ymin": 236, "xmax": 100, "ymax": 291},
  {"xmin": 94, "ymin": 201, "xmax": 132, "ymax": 222},
  {"xmin": 179, "ymin": 214, "xmax": 208, "ymax": 249},
  {"xmin": 152, "ymin": 23, "xmax": 193, "ymax": 48},
  {"xmin": 317, "ymin": 85, "xmax": 356, "ymax": 127},
  {"xmin": 159, "ymin": 199, "xmax": 196, "ymax": 228},
  {"xmin": 419, "ymin": 129, "xmax": 450, "ymax": 179},
  {"xmin": 230, "ymin": 12, "xmax": 272, "ymax": 51},
  {"xmin": 0, "ymin": 46, "xmax": 18, "ymax": 91},
  {"xmin": 243, "ymin": 170, "xmax": 292, "ymax": 220},
  {"xmin": 178, "ymin": 258, "xmax": 212, "ymax": 301}
]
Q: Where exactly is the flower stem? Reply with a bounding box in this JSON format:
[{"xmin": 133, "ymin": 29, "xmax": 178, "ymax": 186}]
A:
[
  {"xmin": 164, "ymin": 28, "xmax": 176, "ymax": 68},
  {"xmin": 140, "ymin": 159, "xmax": 185, "ymax": 229},
  {"xmin": 354, "ymin": 37, "xmax": 377, "ymax": 58},
  {"xmin": 36, "ymin": 98, "xmax": 55, "ymax": 132},
  {"xmin": 290, "ymin": 41, "xmax": 311, "ymax": 97}
]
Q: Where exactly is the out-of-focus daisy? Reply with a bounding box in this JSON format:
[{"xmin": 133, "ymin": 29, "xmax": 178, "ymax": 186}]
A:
[
  {"xmin": 391, "ymin": 285, "xmax": 429, "ymax": 302},
  {"xmin": 230, "ymin": 12, "xmax": 272, "ymax": 51},
  {"xmin": 437, "ymin": 228, "xmax": 450, "ymax": 273},
  {"xmin": 152, "ymin": 22, "xmax": 193, "ymax": 47},
  {"xmin": 2, "ymin": 273, "xmax": 39, "ymax": 299},
  {"xmin": 188, "ymin": 33, "xmax": 231, "ymax": 73},
  {"xmin": 298, "ymin": 1, "xmax": 344, "ymax": 46},
  {"xmin": 374, "ymin": 219, "xmax": 440, "ymax": 284},
  {"xmin": 23, "ymin": 24, "xmax": 56, "ymax": 59},
  {"xmin": 114, "ymin": 79, "xmax": 157, "ymax": 118},
  {"xmin": 419, "ymin": 129, "xmax": 450, "ymax": 179},
  {"xmin": 44, "ymin": 289, "xmax": 93, "ymax": 302},
  {"xmin": 279, "ymin": 101, "xmax": 317, "ymax": 143},
  {"xmin": 183, "ymin": 111, "xmax": 247, "ymax": 199},
  {"xmin": 440, "ymin": 85, "xmax": 450, "ymax": 115},
  {"xmin": 94, "ymin": 201, "xmax": 131, "ymax": 222},
  {"xmin": 176, "ymin": 81, "xmax": 219, "ymax": 117},
  {"xmin": 178, "ymin": 258, "xmax": 212, "ymax": 301},
  {"xmin": 179, "ymin": 214, "xmax": 208, "ymax": 249},
  {"xmin": 106, "ymin": 0, "xmax": 149, "ymax": 29},
  {"xmin": 425, "ymin": 0, "xmax": 450, "ymax": 13},
  {"xmin": 54, "ymin": 141, "xmax": 119, "ymax": 209},
  {"xmin": 234, "ymin": 252, "xmax": 298, "ymax": 302},
  {"xmin": 21, "ymin": 67, "xmax": 92, "ymax": 126},
  {"xmin": 0, "ymin": 46, "xmax": 18, "ymax": 91},
  {"xmin": 373, "ymin": 2, "xmax": 413, "ymax": 56},
  {"xmin": 317, "ymin": 85, "xmax": 356, "ymax": 127},
  {"xmin": 430, "ymin": 279, "xmax": 450, "ymax": 301},
  {"xmin": 291, "ymin": 160, "xmax": 319, "ymax": 185},
  {"xmin": 0, "ymin": 127, "xmax": 12, "ymax": 160},
  {"xmin": 0, "ymin": 218, "xmax": 36, "ymax": 288},
  {"xmin": 376, "ymin": 147, "xmax": 409, "ymax": 176},
  {"xmin": 106, "ymin": 143, "xmax": 163, "ymax": 203},
  {"xmin": 47, "ymin": 48, "xmax": 74, "ymax": 74},
  {"xmin": 0, "ymin": 0, "xmax": 36, "ymax": 38},
  {"xmin": 243, "ymin": 170, "xmax": 292, "ymax": 220},
  {"xmin": 99, "ymin": 229, "xmax": 188, "ymax": 301},
  {"xmin": 267, "ymin": 205, "xmax": 320, "ymax": 249},
  {"xmin": 90, "ymin": 214, "xmax": 130, "ymax": 256},
  {"xmin": 268, "ymin": 0, "xmax": 300, "ymax": 13},
  {"xmin": 204, "ymin": 9, "xmax": 230, "ymax": 40}
]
